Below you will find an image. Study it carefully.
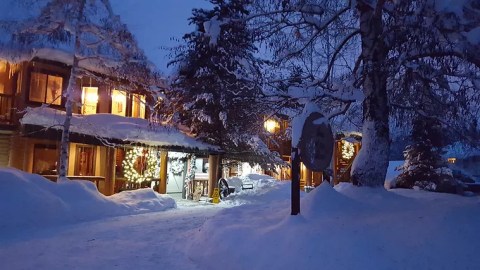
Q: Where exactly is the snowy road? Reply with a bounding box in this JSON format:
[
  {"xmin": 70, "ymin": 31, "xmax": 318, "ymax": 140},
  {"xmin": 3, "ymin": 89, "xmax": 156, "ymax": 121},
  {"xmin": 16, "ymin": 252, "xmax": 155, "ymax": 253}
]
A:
[{"xmin": 0, "ymin": 203, "xmax": 222, "ymax": 270}]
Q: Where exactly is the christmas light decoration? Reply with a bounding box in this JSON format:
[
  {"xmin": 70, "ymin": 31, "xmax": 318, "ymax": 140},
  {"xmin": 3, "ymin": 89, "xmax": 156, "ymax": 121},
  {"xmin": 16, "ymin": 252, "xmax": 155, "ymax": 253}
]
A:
[
  {"xmin": 341, "ymin": 141, "xmax": 355, "ymax": 160},
  {"xmin": 123, "ymin": 147, "xmax": 159, "ymax": 183},
  {"xmin": 185, "ymin": 154, "xmax": 197, "ymax": 184}
]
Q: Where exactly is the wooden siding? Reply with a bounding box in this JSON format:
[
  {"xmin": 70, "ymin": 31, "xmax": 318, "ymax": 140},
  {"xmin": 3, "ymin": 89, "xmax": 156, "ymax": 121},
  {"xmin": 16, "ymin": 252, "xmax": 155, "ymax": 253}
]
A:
[{"xmin": 0, "ymin": 133, "xmax": 11, "ymax": 167}]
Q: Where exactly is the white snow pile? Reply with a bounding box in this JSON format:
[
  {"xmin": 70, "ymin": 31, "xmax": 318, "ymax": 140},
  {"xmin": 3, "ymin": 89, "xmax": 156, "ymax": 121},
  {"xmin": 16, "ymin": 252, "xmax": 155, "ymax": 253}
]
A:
[
  {"xmin": 0, "ymin": 168, "xmax": 176, "ymax": 234},
  {"xmin": 220, "ymin": 173, "xmax": 293, "ymax": 206},
  {"xmin": 384, "ymin": 160, "xmax": 404, "ymax": 189},
  {"xmin": 21, "ymin": 107, "xmax": 216, "ymax": 151},
  {"xmin": 203, "ymin": 15, "xmax": 224, "ymax": 46},
  {"xmin": 187, "ymin": 181, "xmax": 480, "ymax": 270}
]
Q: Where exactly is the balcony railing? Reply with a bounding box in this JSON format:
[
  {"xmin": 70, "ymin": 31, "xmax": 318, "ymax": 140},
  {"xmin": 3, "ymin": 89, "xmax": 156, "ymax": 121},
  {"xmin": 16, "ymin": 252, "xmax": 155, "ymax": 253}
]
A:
[{"xmin": 0, "ymin": 93, "xmax": 13, "ymax": 124}]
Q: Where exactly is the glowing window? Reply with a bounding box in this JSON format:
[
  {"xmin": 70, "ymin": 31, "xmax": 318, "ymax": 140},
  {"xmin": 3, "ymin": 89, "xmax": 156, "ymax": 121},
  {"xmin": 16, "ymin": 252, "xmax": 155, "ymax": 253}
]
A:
[
  {"xmin": 132, "ymin": 94, "xmax": 146, "ymax": 118},
  {"xmin": 29, "ymin": 72, "xmax": 63, "ymax": 105},
  {"xmin": 81, "ymin": 87, "xmax": 98, "ymax": 115},
  {"xmin": 75, "ymin": 145, "xmax": 96, "ymax": 176},
  {"xmin": 0, "ymin": 61, "xmax": 7, "ymax": 94},
  {"xmin": 32, "ymin": 144, "xmax": 58, "ymax": 175},
  {"xmin": 111, "ymin": 89, "xmax": 127, "ymax": 116}
]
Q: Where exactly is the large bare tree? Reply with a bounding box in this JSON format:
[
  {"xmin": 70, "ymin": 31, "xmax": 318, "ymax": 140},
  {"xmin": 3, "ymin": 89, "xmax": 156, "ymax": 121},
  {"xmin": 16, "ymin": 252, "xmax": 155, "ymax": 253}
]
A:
[{"xmin": 250, "ymin": 0, "xmax": 480, "ymax": 187}]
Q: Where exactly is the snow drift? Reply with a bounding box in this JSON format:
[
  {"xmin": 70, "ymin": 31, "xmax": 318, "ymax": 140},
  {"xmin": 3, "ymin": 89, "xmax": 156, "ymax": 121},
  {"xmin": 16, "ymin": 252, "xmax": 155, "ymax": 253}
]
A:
[
  {"xmin": 0, "ymin": 168, "xmax": 176, "ymax": 235},
  {"xmin": 220, "ymin": 173, "xmax": 294, "ymax": 206},
  {"xmin": 187, "ymin": 177, "xmax": 480, "ymax": 270}
]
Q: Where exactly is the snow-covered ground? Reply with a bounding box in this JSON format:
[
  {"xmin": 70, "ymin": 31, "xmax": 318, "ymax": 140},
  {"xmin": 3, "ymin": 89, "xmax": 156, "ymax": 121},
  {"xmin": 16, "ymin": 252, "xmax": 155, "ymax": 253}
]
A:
[{"xmin": 1, "ymin": 169, "xmax": 479, "ymax": 270}]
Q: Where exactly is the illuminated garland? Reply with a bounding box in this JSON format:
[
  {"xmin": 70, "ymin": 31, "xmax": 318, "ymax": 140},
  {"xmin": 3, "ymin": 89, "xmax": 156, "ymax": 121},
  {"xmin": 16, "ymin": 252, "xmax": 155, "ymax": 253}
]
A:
[
  {"xmin": 123, "ymin": 147, "xmax": 158, "ymax": 183},
  {"xmin": 185, "ymin": 154, "xmax": 196, "ymax": 185},
  {"xmin": 341, "ymin": 141, "xmax": 355, "ymax": 160}
]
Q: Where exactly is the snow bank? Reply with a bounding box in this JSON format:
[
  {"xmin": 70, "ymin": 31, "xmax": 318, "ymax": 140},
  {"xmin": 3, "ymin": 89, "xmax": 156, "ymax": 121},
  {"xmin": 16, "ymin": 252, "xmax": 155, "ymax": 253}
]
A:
[
  {"xmin": 187, "ymin": 179, "xmax": 480, "ymax": 270},
  {"xmin": 220, "ymin": 174, "xmax": 292, "ymax": 206},
  {"xmin": 110, "ymin": 188, "xmax": 176, "ymax": 212},
  {"xmin": 0, "ymin": 168, "xmax": 176, "ymax": 235},
  {"xmin": 384, "ymin": 160, "xmax": 404, "ymax": 189}
]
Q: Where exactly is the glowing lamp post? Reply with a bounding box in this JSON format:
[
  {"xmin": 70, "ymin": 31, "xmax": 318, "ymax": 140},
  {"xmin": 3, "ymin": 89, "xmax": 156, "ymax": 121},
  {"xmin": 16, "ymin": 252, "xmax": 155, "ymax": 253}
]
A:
[{"xmin": 264, "ymin": 119, "xmax": 279, "ymax": 133}]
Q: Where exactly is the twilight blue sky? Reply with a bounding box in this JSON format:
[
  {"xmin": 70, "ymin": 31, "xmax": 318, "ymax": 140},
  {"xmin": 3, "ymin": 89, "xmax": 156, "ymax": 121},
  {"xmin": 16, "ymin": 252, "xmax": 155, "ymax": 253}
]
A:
[{"xmin": 111, "ymin": 0, "xmax": 212, "ymax": 74}]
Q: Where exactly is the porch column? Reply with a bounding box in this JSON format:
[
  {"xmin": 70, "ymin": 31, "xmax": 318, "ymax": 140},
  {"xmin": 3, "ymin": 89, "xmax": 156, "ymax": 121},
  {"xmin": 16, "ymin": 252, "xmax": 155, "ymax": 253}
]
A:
[
  {"xmin": 158, "ymin": 151, "xmax": 168, "ymax": 194},
  {"xmin": 305, "ymin": 168, "xmax": 312, "ymax": 187},
  {"xmin": 333, "ymin": 141, "xmax": 340, "ymax": 185},
  {"xmin": 208, "ymin": 154, "xmax": 219, "ymax": 198},
  {"xmin": 104, "ymin": 147, "xmax": 116, "ymax": 196}
]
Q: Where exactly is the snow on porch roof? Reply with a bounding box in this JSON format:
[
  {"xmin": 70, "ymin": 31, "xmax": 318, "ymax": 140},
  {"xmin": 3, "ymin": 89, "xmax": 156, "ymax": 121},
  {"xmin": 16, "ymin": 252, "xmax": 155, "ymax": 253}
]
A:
[{"xmin": 20, "ymin": 107, "xmax": 218, "ymax": 152}]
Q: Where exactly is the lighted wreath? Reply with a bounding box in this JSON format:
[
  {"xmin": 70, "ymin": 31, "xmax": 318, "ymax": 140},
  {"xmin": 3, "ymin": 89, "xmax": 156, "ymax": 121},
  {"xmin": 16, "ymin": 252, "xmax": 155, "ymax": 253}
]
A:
[
  {"xmin": 168, "ymin": 152, "xmax": 188, "ymax": 175},
  {"xmin": 123, "ymin": 147, "xmax": 159, "ymax": 183},
  {"xmin": 341, "ymin": 141, "xmax": 355, "ymax": 160}
]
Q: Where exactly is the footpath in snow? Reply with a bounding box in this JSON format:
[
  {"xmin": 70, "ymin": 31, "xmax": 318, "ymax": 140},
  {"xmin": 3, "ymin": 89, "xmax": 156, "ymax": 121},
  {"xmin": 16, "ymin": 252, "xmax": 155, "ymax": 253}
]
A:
[{"xmin": 1, "ymin": 169, "xmax": 480, "ymax": 270}]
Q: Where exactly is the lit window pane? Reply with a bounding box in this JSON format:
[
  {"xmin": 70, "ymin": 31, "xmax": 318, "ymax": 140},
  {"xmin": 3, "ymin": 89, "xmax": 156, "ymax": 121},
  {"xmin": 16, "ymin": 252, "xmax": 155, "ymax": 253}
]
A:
[
  {"xmin": 0, "ymin": 61, "xmax": 7, "ymax": 94},
  {"xmin": 81, "ymin": 87, "xmax": 98, "ymax": 115},
  {"xmin": 132, "ymin": 94, "xmax": 146, "ymax": 118},
  {"xmin": 33, "ymin": 144, "xmax": 58, "ymax": 175},
  {"xmin": 29, "ymin": 72, "xmax": 47, "ymax": 102},
  {"xmin": 111, "ymin": 89, "xmax": 126, "ymax": 116},
  {"xmin": 75, "ymin": 145, "xmax": 96, "ymax": 176},
  {"xmin": 46, "ymin": 75, "xmax": 63, "ymax": 105}
]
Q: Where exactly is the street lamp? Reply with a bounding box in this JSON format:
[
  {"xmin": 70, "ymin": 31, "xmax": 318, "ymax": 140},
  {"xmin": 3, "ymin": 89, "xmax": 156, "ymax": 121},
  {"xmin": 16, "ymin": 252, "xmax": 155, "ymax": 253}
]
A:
[{"xmin": 264, "ymin": 119, "xmax": 279, "ymax": 133}]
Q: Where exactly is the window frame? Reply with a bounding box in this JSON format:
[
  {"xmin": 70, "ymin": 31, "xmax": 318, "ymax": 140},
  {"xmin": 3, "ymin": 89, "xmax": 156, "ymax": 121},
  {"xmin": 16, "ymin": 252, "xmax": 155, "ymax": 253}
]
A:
[
  {"xmin": 110, "ymin": 89, "xmax": 128, "ymax": 117},
  {"xmin": 32, "ymin": 144, "xmax": 59, "ymax": 175},
  {"xmin": 81, "ymin": 86, "xmax": 99, "ymax": 115},
  {"xmin": 28, "ymin": 68, "xmax": 66, "ymax": 106},
  {"xmin": 131, "ymin": 93, "xmax": 146, "ymax": 119},
  {"xmin": 74, "ymin": 145, "xmax": 97, "ymax": 176}
]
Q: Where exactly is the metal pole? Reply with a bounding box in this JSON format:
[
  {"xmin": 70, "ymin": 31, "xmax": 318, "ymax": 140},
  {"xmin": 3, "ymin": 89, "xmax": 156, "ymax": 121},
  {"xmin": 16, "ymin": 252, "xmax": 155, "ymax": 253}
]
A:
[{"xmin": 291, "ymin": 147, "xmax": 300, "ymax": 215}]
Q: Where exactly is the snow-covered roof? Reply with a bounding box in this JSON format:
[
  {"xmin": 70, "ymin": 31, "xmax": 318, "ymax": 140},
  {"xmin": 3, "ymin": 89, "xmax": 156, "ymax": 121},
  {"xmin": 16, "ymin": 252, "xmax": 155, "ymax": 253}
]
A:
[{"xmin": 20, "ymin": 107, "xmax": 218, "ymax": 152}]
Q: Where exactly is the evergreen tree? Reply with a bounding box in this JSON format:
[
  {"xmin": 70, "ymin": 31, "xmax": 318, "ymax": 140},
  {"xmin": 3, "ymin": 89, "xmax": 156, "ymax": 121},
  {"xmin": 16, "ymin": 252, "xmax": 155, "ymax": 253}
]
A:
[
  {"xmin": 395, "ymin": 115, "xmax": 458, "ymax": 193},
  {"xmin": 168, "ymin": 0, "xmax": 265, "ymax": 156}
]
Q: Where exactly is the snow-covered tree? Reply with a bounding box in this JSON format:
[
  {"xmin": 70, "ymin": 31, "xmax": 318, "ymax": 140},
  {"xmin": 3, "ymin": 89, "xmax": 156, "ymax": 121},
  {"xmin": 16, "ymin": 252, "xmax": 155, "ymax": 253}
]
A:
[
  {"xmin": 167, "ymin": 0, "xmax": 267, "ymax": 157},
  {"xmin": 395, "ymin": 115, "xmax": 458, "ymax": 193},
  {"xmin": 8, "ymin": 0, "xmax": 155, "ymax": 181},
  {"xmin": 249, "ymin": 0, "xmax": 480, "ymax": 187}
]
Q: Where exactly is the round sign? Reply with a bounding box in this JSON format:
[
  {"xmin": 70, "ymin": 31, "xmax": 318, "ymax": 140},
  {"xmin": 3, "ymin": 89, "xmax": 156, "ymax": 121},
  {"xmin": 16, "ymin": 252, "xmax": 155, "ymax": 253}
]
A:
[{"xmin": 298, "ymin": 112, "xmax": 334, "ymax": 171}]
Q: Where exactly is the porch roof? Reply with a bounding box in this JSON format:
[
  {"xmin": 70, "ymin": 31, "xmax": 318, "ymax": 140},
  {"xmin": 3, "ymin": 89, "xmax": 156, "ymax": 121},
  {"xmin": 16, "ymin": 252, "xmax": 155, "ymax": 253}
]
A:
[{"xmin": 20, "ymin": 107, "xmax": 219, "ymax": 153}]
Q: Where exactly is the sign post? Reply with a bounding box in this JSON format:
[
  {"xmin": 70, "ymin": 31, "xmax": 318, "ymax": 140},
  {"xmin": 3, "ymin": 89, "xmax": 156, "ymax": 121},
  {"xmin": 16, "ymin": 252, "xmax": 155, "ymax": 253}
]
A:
[
  {"xmin": 291, "ymin": 111, "xmax": 334, "ymax": 216},
  {"xmin": 291, "ymin": 147, "xmax": 301, "ymax": 215},
  {"xmin": 299, "ymin": 112, "xmax": 334, "ymax": 172}
]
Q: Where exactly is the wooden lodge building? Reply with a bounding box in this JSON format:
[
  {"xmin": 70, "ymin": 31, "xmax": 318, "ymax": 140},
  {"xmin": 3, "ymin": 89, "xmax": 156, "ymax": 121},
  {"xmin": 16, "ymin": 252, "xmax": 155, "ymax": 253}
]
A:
[
  {"xmin": 0, "ymin": 55, "xmax": 364, "ymax": 198},
  {"xmin": 0, "ymin": 57, "xmax": 223, "ymax": 198},
  {"xmin": 0, "ymin": 0, "xmax": 234, "ymax": 200}
]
